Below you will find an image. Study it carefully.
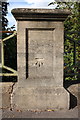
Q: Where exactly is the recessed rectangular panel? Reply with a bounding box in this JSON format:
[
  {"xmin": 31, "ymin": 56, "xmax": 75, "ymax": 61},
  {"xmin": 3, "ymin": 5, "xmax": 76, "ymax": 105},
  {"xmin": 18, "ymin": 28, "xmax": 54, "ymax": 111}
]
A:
[{"xmin": 26, "ymin": 29, "xmax": 54, "ymax": 78}]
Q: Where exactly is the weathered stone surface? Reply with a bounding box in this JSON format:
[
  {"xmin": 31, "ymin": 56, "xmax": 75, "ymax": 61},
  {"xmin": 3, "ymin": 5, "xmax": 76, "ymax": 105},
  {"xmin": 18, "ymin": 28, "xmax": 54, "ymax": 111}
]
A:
[
  {"xmin": 68, "ymin": 84, "xmax": 78, "ymax": 98},
  {"xmin": 0, "ymin": 83, "xmax": 14, "ymax": 109},
  {"xmin": 12, "ymin": 86, "xmax": 69, "ymax": 110},
  {"xmin": 12, "ymin": 8, "xmax": 70, "ymax": 110},
  {"xmin": 11, "ymin": 8, "xmax": 70, "ymax": 21}
]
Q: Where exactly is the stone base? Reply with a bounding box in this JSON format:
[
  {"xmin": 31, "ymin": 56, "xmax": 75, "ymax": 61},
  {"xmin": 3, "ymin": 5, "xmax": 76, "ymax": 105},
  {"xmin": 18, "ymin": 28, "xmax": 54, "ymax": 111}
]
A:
[
  {"xmin": 0, "ymin": 83, "xmax": 14, "ymax": 109},
  {"xmin": 12, "ymin": 86, "xmax": 70, "ymax": 110}
]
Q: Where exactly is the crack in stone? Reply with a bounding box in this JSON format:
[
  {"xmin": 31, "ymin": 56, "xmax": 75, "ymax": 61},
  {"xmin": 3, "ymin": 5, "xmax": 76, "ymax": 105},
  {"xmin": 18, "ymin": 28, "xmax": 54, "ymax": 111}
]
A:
[{"xmin": 8, "ymin": 83, "xmax": 16, "ymax": 111}]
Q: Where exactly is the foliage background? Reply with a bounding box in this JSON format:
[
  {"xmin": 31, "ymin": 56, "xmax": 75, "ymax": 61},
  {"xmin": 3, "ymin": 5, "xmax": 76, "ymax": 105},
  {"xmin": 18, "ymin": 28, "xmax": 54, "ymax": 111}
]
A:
[{"xmin": 49, "ymin": 1, "xmax": 80, "ymax": 81}]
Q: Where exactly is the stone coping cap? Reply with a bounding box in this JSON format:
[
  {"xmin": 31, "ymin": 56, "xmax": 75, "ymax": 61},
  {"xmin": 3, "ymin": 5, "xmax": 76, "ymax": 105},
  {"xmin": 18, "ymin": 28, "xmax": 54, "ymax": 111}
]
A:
[{"xmin": 11, "ymin": 8, "xmax": 71, "ymax": 21}]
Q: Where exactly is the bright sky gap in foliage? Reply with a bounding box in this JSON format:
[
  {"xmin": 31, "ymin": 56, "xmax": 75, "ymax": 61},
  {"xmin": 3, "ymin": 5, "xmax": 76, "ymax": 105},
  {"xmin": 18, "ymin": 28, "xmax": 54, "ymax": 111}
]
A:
[
  {"xmin": 7, "ymin": 0, "xmax": 54, "ymax": 29},
  {"xmin": 6, "ymin": 0, "xmax": 80, "ymax": 29}
]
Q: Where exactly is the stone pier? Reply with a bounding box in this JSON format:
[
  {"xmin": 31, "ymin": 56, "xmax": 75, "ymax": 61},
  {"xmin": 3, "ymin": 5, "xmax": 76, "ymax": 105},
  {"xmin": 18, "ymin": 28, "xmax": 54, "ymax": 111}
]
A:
[{"xmin": 11, "ymin": 8, "xmax": 70, "ymax": 110}]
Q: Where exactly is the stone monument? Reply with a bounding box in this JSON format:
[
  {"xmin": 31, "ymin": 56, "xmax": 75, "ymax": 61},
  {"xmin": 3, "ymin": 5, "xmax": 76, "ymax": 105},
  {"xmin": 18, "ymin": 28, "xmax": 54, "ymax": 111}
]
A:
[{"xmin": 11, "ymin": 8, "xmax": 70, "ymax": 110}]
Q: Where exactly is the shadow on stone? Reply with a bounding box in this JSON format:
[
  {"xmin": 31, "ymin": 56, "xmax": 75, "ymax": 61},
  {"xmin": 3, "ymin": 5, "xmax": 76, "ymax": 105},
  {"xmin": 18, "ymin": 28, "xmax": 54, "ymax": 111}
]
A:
[
  {"xmin": 69, "ymin": 92, "xmax": 77, "ymax": 109},
  {"xmin": 26, "ymin": 29, "xmax": 28, "ymax": 79},
  {"xmin": 64, "ymin": 80, "xmax": 78, "ymax": 109}
]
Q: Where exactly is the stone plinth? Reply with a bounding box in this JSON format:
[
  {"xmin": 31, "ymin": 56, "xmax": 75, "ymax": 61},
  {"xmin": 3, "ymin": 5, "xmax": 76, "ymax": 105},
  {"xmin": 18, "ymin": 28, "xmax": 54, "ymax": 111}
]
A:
[{"xmin": 11, "ymin": 8, "xmax": 70, "ymax": 110}]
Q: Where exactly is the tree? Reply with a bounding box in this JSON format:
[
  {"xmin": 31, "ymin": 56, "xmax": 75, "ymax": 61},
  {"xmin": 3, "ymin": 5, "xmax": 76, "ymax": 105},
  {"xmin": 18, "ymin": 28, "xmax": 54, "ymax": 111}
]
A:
[
  {"xmin": 48, "ymin": 2, "xmax": 80, "ymax": 31},
  {"xmin": 0, "ymin": 1, "xmax": 17, "ymax": 82},
  {"xmin": 2, "ymin": 2, "xmax": 9, "ymax": 31},
  {"xmin": 49, "ymin": 2, "xmax": 80, "ymax": 81}
]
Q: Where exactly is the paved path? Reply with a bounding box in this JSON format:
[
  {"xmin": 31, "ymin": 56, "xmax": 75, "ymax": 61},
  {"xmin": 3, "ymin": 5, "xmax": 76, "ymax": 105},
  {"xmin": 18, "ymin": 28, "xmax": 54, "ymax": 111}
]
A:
[{"xmin": 2, "ymin": 107, "xmax": 78, "ymax": 118}]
